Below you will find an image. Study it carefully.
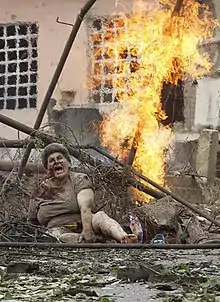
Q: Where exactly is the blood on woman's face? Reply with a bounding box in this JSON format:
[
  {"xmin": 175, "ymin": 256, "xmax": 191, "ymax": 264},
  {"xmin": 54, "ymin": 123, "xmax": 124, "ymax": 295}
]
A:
[{"xmin": 47, "ymin": 152, "xmax": 69, "ymax": 179}]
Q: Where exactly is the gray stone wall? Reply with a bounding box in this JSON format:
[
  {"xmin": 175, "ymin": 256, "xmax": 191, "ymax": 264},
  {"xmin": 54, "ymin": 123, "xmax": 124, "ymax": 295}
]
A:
[
  {"xmin": 184, "ymin": 80, "xmax": 197, "ymax": 130},
  {"xmin": 49, "ymin": 107, "xmax": 103, "ymax": 146}
]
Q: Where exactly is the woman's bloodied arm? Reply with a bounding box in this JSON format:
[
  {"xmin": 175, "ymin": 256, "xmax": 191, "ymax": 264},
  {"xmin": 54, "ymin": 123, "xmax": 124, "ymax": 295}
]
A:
[{"xmin": 77, "ymin": 188, "xmax": 96, "ymax": 242}]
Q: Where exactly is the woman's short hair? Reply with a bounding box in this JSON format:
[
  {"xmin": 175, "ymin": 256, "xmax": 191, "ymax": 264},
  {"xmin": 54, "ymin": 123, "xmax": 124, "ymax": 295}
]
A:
[{"xmin": 41, "ymin": 143, "xmax": 71, "ymax": 169}]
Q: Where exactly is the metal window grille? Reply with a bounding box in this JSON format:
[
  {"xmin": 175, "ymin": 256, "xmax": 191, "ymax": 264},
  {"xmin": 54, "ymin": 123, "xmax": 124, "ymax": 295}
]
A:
[
  {"xmin": 88, "ymin": 16, "xmax": 139, "ymax": 104},
  {"xmin": 0, "ymin": 23, "xmax": 38, "ymax": 110}
]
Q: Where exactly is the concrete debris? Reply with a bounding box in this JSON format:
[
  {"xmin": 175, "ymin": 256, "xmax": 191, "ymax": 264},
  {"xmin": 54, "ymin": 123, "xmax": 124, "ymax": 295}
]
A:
[{"xmin": 7, "ymin": 261, "xmax": 39, "ymax": 274}]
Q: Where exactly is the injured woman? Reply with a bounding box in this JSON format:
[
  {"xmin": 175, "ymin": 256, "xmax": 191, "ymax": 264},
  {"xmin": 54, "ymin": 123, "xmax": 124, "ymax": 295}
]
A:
[{"xmin": 27, "ymin": 143, "xmax": 138, "ymax": 244}]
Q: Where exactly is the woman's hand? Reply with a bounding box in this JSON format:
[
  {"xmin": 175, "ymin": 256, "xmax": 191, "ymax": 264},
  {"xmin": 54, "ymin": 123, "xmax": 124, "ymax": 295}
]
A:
[{"xmin": 81, "ymin": 230, "xmax": 97, "ymax": 243}]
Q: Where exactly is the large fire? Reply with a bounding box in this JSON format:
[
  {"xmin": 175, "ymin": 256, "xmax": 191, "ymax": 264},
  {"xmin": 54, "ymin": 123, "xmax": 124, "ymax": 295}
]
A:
[{"xmin": 90, "ymin": 0, "xmax": 218, "ymax": 193}]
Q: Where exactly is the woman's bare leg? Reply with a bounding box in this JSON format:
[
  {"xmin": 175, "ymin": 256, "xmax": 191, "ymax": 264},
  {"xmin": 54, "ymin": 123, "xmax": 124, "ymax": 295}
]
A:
[{"xmin": 92, "ymin": 211, "xmax": 138, "ymax": 243}]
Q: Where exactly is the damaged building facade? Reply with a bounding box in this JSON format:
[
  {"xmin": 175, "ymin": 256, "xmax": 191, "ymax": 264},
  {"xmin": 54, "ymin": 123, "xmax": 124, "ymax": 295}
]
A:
[{"xmin": 0, "ymin": 0, "xmax": 220, "ymax": 179}]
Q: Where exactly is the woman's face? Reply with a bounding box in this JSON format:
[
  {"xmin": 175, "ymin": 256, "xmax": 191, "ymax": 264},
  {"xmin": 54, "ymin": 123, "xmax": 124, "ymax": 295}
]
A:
[{"xmin": 47, "ymin": 152, "xmax": 69, "ymax": 179}]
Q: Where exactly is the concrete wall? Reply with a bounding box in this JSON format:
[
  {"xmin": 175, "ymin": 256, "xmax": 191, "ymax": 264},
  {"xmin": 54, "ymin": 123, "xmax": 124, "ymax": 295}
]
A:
[
  {"xmin": 184, "ymin": 80, "xmax": 197, "ymax": 130},
  {"xmin": 0, "ymin": 0, "xmax": 86, "ymax": 138},
  {"xmin": 195, "ymin": 77, "xmax": 220, "ymax": 128}
]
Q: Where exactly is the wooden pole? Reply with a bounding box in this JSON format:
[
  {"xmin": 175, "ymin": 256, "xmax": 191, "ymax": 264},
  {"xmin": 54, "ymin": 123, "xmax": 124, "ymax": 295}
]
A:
[
  {"xmin": 126, "ymin": 0, "xmax": 185, "ymax": 166},
  {"xmin": 0, "ymin": 241, "xmax": 220, "ymax": 249},
  {"xmin": 0, "ymin": 140, "xmax": 34, "ymax": 148},
  {"xmin": 0, "ymin": 160, "xmax": 46, "ymax": 174},
  {"xmin": 17, "ymin": 0, "xmax": 97, "ymax": 180},
  {"xmin": 172, "ymin": 0, "xmax": 184, "ymax": 17}
]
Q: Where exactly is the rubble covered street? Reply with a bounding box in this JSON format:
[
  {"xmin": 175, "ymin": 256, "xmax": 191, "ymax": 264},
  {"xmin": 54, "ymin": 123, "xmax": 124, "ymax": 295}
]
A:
[{"xmin": 1, "ymin": 247, "xmax": 220, "ymax": 301}]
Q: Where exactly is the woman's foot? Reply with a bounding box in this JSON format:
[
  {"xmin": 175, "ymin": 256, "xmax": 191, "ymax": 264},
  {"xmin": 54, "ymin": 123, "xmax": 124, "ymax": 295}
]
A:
[
  {"xmin": 59, "ymin": 233, "xmax": 81, "ymax": 243},
  {"xmin": 121, "ymin": 234, "xmax": 139, "ymax": 244}
]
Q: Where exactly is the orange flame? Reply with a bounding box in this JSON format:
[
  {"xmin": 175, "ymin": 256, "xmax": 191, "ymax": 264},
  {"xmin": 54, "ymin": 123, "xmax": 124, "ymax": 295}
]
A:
[{"xmin": 90, "ymin": 0, "xmax": 218, "ymax": 198}]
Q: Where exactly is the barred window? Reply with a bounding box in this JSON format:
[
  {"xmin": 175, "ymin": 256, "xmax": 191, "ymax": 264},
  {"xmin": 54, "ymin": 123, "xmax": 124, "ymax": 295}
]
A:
[
  {"xmin": 88, "ymin": 16, "xmax": 131, "ymax": 104},
  {"xmin": 0, "ymin": 23, "xmax": 38, "ymax": 110}
]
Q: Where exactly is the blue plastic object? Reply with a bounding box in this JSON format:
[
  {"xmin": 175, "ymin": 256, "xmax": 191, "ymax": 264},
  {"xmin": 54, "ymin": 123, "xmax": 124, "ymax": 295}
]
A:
[{"xmin": 152, "ymin": 233, "xmax": 165, "ymax": 244}]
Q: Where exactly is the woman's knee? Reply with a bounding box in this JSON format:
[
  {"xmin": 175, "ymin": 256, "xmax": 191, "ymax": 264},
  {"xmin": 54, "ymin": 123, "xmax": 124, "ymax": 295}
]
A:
[
  {"xmin": 93, "ymin": 211, "xmax": 107, "ymax": 221},
  {"xmin": 92, "ymin": 211, "xmax": 108, "ymax": 232}
]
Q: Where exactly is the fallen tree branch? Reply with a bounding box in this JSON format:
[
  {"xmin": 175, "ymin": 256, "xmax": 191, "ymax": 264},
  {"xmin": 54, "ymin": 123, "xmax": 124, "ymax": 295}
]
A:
[{"xmin": 1, "ymin": 113, "xmax": 220, "ymax": 229}]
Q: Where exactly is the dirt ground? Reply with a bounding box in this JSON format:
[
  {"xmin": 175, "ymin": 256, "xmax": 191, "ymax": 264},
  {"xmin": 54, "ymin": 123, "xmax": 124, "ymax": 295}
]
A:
[{"xmin": 0, "ymin": 247, "xmax": 220, "ymax": 301}]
